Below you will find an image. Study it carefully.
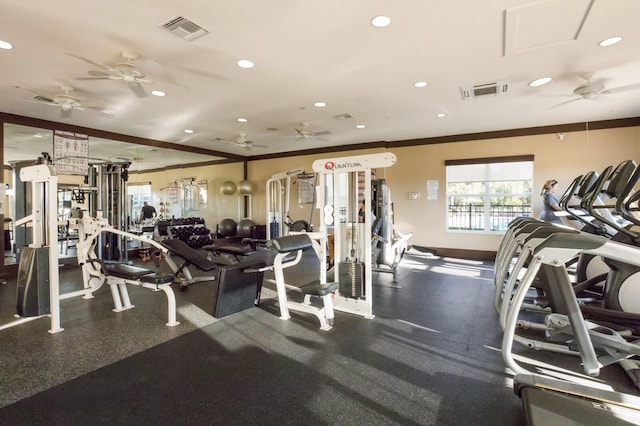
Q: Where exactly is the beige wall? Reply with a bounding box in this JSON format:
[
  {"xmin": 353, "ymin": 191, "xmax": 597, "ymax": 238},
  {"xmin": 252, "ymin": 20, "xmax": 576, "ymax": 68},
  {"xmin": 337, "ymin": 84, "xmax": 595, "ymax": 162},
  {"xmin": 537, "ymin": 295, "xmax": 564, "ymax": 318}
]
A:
[
  {"xmin": 387, "ymin": 127, "xmax": 640, "ymax": 252},
  {"xmin": 127, "ymin": 126, "xmax": 640, "ymax": 252}
]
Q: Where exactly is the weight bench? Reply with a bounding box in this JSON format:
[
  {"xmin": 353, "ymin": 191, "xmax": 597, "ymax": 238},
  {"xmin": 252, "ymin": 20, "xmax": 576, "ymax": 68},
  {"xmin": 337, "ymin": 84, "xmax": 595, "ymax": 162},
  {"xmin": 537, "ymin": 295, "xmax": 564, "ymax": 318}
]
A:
[
  {"xmin": 86, "ymin": 259, "xmax": 179, "ymax": 327},
  {"xmin": 161, "ymin": 238, "xmax": 221, "ymax": 290},
  {"xmin": 264, "ymin": 233, "xmax": 339, "ymax": 331},
  {"xmin": 203, "ymin": 238, "xmax": 268, "ymax": 264}
]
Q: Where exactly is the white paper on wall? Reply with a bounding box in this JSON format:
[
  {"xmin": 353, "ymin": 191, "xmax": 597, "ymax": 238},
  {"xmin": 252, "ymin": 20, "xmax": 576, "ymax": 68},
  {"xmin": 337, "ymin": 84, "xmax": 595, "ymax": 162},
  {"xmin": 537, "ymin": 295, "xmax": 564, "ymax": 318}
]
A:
[{"xmin": 427, "ymin": 180, "xmax": 438, "ymax": 200}]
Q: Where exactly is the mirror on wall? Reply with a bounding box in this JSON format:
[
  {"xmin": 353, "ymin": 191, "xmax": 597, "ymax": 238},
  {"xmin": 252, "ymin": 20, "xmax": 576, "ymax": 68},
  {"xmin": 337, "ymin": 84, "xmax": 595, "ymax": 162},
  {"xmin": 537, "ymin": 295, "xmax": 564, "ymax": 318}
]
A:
[
  {"xmin": 3, "ymin": 123, "xmax": 224, "ymax": 172},
  {"xmin": 2, "ymin": 122, "xmax": 230, "ymax": 268}
]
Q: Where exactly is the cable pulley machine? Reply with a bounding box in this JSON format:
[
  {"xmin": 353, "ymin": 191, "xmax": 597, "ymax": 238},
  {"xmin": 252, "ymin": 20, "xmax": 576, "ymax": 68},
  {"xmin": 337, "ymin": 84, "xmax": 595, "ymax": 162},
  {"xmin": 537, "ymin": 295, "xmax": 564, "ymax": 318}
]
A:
[
  {"xmin": 313, "ymin": 152, "xmax": 397, "ymax": 319},
  {"xmin": 266, "ymin": 167, "xmax": 304, "ymax": 239}
]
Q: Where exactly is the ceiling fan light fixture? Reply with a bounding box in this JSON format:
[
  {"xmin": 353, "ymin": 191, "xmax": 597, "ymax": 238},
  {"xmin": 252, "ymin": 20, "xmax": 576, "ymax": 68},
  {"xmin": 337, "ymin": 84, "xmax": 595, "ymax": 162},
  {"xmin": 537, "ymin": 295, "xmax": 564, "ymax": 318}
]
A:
[
  {"xmin": 529, "ymin": 77, "xmax": 552, "ymax": 87},
  {"xmin": 598, "ymin": 36, "xmax": 622, "ymax": 47},
  {"xmin": 371, "ymin": 15, "xmax": 391, "ymax": 28}
]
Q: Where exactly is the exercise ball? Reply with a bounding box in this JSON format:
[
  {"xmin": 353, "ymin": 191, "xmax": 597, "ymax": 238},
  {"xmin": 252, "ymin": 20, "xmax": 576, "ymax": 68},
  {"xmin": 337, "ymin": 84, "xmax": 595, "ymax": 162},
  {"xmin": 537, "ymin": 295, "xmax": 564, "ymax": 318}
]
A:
[
  {"xmin": 220, "ymin": 180, "xmax": 237, "ymax": 195},
  {"xmin": 237, "ymin": 218, "xmax": 256, "ymax": 238},
  {"xmin": 218, "ymin": 218, "xmax": 237, "ymax": 237},
  {"xmin": 238, "ymin": 180, "xmax": 254, "ymax": 195}
]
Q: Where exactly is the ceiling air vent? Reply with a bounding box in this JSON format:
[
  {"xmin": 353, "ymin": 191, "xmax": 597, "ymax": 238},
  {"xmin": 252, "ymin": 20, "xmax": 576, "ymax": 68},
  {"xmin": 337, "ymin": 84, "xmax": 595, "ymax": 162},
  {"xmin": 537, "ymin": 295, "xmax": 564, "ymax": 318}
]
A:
[
  {"xmin": 460, "ymin": 81, "xmax": 508, "ymax": 100},
  {"xmin": 160, "ymin": 16, "xmax": 209, "ymax": 41}
]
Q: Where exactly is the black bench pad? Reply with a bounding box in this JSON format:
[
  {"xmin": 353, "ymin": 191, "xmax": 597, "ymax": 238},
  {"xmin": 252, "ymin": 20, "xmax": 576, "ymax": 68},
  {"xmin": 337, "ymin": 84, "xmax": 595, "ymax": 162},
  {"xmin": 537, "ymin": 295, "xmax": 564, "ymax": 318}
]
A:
[
  {"xmin": 105, "ymin": 263, "xmax": 154, "ymax": 280},
  {"xmin": 295, "ymin": 280, "xmax": 339, "ymax": 296},
  {"xmin": 203, "ymin": 244, "xmax": 256, "ymax": 256},
  {"xmin": 270, "ymin": 234, "xmax": 312, "ymax": 253},
  {"xmin": 139, "ymin": 272, "xmax": 175, "ymax": 285},
  {"xmin": 162, "ymin": 238, "xmax": 219, "ymax": 271}
]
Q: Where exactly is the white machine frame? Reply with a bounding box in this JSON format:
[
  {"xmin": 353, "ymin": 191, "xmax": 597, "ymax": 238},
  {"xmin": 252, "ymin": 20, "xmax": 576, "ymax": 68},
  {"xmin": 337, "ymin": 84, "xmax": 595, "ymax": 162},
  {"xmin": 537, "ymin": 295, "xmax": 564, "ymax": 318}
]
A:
[
  {"xmin": 266, "ymin": 167, "xmax": 304, "ymax": 239},
  {"xmin": 16, "ymin": 164, "xmax": 63, "ymax": 333},
  {"xmin": 75, "ymin": 212, "xmax": 179, "ymax": 327},
  {"xmin": 263, "ymin": 232, "xmax": 336, "ymax": 330},
  {"xmin": 312, "ymin": 152, "xmax": 397, "ymax": 319}
]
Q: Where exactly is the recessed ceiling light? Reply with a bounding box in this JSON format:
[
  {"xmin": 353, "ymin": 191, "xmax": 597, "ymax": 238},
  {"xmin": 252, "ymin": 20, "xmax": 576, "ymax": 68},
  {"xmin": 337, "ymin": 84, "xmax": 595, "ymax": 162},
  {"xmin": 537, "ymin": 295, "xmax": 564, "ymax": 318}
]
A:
[
  {"xmin": 437, "ymin": 113, "xmax": 446, "ymax": 118},
  {"xmin": 314, "ymin": 102, "xmax": 326, "ymax": 107},
  {"xmin": 356, "ymin": 124, "xmax": 366, "ymax": 129},
  {"xmin": 237, "ymin": 118, "xmax": 248, "ymax": 123},
  {"xmin": 598, "ymin": 36, "xmax": 622, "ymax": 47},
  {"xmin": 371, "ymin": 15, "xmax": 391, "ymax": 28},
  {"xmin": 0, "ymin": 39, "xmax": 13, "ymax": 50},
  {"xmin": 151, "ymin": 90, "xmax": 166, "ymax": 97},
  {"xmin": 237, "ymin": 59, "xmax": 254, "ymax": 69},
  {"xmin": 184, "ymin": 129, "xmax": 194, "ymax": 134},
  {"xmin": 414, "ymin": 81, "xmax": 428, "ymax": 88},
  {"xmin": 528, "ymin": 77, "xmax": 552, "ymax": 87}
]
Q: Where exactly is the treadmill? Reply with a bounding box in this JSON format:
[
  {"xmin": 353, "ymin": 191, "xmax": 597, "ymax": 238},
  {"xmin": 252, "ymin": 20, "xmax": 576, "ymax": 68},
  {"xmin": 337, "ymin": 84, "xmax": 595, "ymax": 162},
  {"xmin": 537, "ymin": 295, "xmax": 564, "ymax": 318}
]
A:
[{"xmin": 514, "ymin": 374, "xmax": 640, "ymax": 425}]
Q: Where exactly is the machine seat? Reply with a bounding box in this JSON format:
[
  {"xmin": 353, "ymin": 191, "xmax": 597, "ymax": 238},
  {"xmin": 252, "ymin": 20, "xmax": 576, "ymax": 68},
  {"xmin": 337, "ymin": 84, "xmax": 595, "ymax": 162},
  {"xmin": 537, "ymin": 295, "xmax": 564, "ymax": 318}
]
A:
[
  {"xmin": 269, "ymin": 233, "xmax": 312, "ymax": 252},
  {"xmin": 297, "ymin": 280, "xmax": 339, "ymax": 297},
  {"xmin": 105, "ymin": 263, "xmax": 155, "ymax": 280},
  {"xmin": 139, "ymin": 272, "xmax": 175, "ymax": 286}
]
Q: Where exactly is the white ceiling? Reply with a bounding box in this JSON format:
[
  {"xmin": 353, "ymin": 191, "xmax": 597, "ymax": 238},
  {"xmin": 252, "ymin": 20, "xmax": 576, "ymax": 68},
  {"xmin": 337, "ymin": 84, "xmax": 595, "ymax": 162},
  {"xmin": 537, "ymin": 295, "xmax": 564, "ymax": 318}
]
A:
[{"xmin": 1, "ymin": 0, "xmax": 640, "ymax": 171}]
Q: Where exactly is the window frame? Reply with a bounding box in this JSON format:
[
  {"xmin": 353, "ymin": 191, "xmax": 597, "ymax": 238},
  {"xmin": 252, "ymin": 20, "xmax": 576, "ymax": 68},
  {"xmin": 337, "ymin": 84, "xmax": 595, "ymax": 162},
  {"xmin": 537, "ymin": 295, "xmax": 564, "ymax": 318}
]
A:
[{"xmin": 445, "ymin": 155, "xmax": 534, "ymax": 233}]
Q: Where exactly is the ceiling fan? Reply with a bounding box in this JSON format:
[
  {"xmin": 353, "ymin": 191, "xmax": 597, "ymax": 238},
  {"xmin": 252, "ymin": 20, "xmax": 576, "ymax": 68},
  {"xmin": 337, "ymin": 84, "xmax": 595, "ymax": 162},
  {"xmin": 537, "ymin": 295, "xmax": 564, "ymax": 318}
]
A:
[
  {"xmin": 67, "ymin": 51, "xmax": 152, "ymax": 98},
  {"xmin": 23, "ymin": 85, "xmax": 84, "ymax": 118},
  {"xmin": 293, "ymin": 122, "xmax": 331, "ymax": 142},
  {"xmin": 213, "ymin": 133, "xmax": 267, "ymax": 150},
  {"xmin": 552, "ymin": 72, "xmax": 640, "ymax": 108}
]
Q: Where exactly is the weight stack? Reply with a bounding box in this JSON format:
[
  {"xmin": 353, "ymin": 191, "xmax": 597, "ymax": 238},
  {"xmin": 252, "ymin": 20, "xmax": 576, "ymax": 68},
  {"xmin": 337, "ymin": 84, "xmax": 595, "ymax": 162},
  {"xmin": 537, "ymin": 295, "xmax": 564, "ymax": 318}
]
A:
[
  {"xmin": 338, "ymin": 261, "xmax": 364, "ymax": 298},
  {"xmin": 16, "ymin": 246, "xmax": 50, "ymax": 317}
]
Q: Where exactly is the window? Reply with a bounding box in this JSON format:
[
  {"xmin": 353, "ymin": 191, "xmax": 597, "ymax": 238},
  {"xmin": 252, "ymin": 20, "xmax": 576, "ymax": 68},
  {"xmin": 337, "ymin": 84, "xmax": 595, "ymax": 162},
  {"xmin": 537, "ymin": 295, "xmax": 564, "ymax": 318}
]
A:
[{"xmin": 445, "ymin": 156, "xmax": 533, "ymax": 232}]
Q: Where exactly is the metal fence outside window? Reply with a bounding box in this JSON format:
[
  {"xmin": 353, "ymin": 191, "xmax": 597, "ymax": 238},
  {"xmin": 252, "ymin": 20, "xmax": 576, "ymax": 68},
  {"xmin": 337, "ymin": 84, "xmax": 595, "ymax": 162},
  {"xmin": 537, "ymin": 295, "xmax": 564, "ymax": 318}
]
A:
[{"xmin": 448, "ymin": 204, "xmax": 531, "ymax": 231}]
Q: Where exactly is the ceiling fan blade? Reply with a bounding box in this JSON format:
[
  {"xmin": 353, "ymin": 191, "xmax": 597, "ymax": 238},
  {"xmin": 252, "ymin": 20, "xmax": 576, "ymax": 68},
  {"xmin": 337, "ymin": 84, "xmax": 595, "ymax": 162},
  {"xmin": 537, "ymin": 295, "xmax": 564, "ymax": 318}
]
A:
[
  {"xmin": 129, "ymin": 82, "xmax": 148, "ymax": 98},
  {"xmin": 76, "ymin": 76, "xmax": 112, "ymax": 81},
  {"xmin": 549, "ymin": 97, "xmax": 583, "ymax": 109},
  {"xmin": 21, "ymin": 98, "xmax": 58, "ymax": 107},
  {"xmin": 65, "ymin": 52, "xmax": 113, "ymax": 71},
  {"xmin": 604, "ymin": 83, "xmax": 640, "ymax": 94},
  {"xmin": 23, "ymin": 89, "xmax": 64, "ymax": 106},
  {"xmin": 88, "ymin": 70, "xmax": 111, "ymax": 77}
]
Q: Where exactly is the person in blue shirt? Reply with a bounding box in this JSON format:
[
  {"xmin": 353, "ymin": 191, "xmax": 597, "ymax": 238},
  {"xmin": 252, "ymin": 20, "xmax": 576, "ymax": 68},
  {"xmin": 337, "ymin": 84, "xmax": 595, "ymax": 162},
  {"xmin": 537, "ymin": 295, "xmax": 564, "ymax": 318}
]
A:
[{"xmin": 539, "ymin": 179, "xmax": 562, "ymax": 224}]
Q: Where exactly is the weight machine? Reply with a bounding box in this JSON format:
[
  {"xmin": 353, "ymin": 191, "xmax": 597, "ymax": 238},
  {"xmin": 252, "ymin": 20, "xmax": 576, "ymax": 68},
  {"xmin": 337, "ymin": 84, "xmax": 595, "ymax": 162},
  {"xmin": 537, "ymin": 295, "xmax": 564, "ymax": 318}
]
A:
[
  {"xmin": 370, "ymin": 179, "xmax": 413, "ymax": 284},
  {"xmin": 313, "ymin": 152, "xmax": 397, "ymax": 319},
  {"xmin": 14, "ymin": 164, "xmax": 63, "ymax": 333},
  {"xmin": 93, "ymin": 162, "xmax": 130, "ymax": 262},
  {"xmin": 265, "ymin": 167, "xmax": 304, "ymax": 239}
]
